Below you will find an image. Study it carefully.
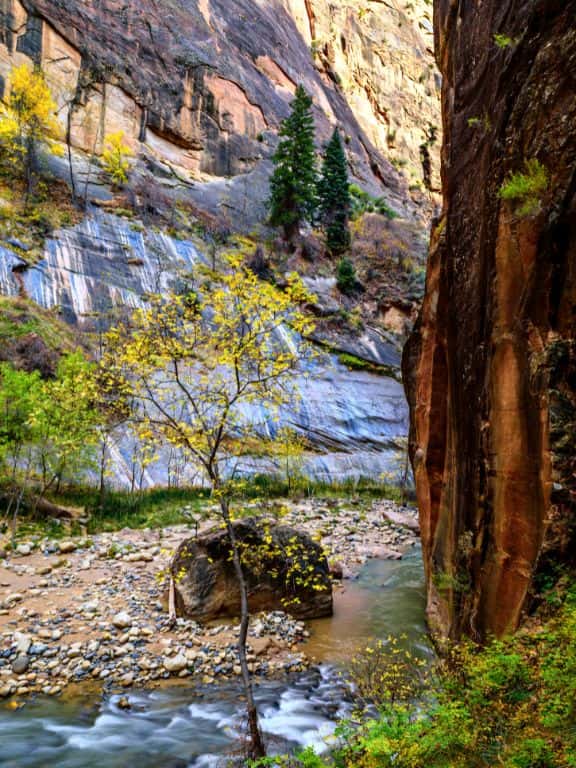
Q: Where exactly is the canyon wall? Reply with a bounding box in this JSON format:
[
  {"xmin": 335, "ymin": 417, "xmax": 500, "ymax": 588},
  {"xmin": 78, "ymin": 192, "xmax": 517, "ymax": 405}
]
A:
[
  {"xmin": 404, "ymin": 0, "xmax": 576, "ymax": 640},
  {"xmin": 0, "ymin": 0, "xmax": 439, "ymax": 219}
]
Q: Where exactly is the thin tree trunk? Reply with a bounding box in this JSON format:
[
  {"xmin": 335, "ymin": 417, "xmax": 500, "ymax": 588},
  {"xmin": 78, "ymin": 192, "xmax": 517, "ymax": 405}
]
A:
[
  {"xmin": 66, "ymin": 102, "xmax": 77, "ymax": 204},
  {"xmin": 98, "ymin": 436, "xmax": 108, "ymax": 511},
  {"xmin": 220, "ymin": 495, "xmax": 266, "ymax": 759}
]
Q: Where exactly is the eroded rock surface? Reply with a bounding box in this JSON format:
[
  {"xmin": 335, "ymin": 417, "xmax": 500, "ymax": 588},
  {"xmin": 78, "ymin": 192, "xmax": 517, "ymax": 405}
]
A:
[
  {"xmin": 171, "ymin": 518, "xmax": 333, "ymax": 621},
  {"xmin": 404, "ymin": 0, "xmax": 576, "ymax": 640},
  {"xmin": 0, "ymin": 0, "xmax": 439, "ymax": 219}
]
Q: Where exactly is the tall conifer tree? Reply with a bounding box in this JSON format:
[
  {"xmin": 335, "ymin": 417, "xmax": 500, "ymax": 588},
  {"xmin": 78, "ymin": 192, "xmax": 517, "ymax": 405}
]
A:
[
  {"xmin": 319, "ymin": 128, "xmax": 351, "ymax": 254},
  {"xmin": 269, "ymin": 85, "xmax": 317, "ymax": 241}
]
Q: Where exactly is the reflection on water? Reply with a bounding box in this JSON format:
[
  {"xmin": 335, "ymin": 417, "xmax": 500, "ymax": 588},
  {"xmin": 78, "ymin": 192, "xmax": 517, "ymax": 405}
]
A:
[
  {"xmin": 0, "ymin": 548, "xmax": 427, "ymax": 767},
  {"xmin": 305, "ymin": 545, "xmax": 429, "ymax": 661}
]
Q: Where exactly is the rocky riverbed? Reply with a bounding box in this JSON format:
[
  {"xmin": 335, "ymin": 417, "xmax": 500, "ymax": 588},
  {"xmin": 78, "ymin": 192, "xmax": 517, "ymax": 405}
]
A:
[{"xmin": 0, "ymin": 498, "xmax": 418, "ymax": 703}]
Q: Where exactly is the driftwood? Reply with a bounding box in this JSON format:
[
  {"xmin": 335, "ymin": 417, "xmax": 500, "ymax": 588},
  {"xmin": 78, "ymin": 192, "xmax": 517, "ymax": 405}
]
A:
[{"xmin": 35, "ymin": 497, "xmax": 85, "ymax": 520}]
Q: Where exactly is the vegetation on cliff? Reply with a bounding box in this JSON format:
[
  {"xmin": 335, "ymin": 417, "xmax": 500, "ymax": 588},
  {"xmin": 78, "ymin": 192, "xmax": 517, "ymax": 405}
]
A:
[
  {"xmin": 0, "ymin": 63, "xmax": 62, "ymax": 198},
  {"xmin": 268, "ymin": 86, "xmax": 318, "ymax": 241},
  {"xmin": 318, "ymin": 129, "xmax": 351, "ymax": 254}
]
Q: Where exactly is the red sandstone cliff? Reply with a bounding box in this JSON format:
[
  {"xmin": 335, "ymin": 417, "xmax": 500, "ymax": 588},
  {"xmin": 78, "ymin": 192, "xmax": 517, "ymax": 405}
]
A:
[{"xmin": 404, "ymin": 0, "xmax": 576, "ymax": 640}]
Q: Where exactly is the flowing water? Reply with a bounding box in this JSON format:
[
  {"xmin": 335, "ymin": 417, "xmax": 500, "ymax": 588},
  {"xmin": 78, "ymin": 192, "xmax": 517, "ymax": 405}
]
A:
[{"xmin": 0, "ymin": 549, "xmax": 427, "ymax": 767}]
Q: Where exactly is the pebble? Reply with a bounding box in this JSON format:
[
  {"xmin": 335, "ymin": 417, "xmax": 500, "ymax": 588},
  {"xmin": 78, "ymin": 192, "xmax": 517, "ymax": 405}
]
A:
[
  {"xmin": 163, "ymin": 654, "xmax": 188, "ymax": 673},
  {"xmin": 112, "ymin": 612, "xmax": 133, "ymax": 629},
  {"xmin": 14, "ymin": 633, "xmax": 32, "ymax": 655},
  {"xmin": 58, "ymin": 541, "xmax": 77, "ymax": 554},
  {"xmin": 12, "ymin": 655, "xmax": 30, "ymax": 674}
]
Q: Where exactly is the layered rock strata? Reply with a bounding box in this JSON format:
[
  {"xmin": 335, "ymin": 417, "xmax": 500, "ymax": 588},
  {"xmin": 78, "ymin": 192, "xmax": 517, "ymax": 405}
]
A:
[{"xmin": 0, "ymin": 0, "xmax": 439, "ymax": 216}]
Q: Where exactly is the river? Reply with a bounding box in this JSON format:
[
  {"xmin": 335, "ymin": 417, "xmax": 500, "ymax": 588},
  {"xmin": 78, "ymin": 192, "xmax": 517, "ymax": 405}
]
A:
[{"xmin": 0, "ymin": 549, "xmax": 427, "ymax": 767}]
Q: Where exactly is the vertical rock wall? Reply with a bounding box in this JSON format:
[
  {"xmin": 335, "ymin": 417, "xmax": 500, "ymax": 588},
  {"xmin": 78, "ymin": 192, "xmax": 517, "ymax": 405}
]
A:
[{"xmin": 404, "ymin": 0, "xmax": 576, "ymax": 640}]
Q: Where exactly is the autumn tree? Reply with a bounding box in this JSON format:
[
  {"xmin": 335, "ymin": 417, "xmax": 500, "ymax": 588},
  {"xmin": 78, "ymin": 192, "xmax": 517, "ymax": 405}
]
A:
[
  {"xmin": 268, "ymin": 85, "xmax": 317, "ymax": 241},
  {"xmin": 318, "ymin": 128, "xmax": 351, "ymax": 254},
  {"xmin": 101, "ymin": 131, "xmax": 134, "ymax": 187},
  {"xmin": 0, "ymin": 64, "xmax": 62, "ymax": 197},
  {"xmin": 102, "ymin": 258, "xmax": 314, "ymax": 759}
]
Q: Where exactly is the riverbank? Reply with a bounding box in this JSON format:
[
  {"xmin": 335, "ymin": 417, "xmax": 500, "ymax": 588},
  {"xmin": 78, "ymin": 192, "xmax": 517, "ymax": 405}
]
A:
[{"xmin": 0, "ymin": 498, "xmax": 419, "ymax": 703}]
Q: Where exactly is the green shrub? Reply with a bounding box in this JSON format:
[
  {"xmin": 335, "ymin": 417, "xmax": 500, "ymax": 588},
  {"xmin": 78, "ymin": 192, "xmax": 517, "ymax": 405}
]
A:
[
  {"xmin": 349, "ymin": 184, "xmax": 398, "ymax": 220},
  {"xmin": 336, "ymin": 257, "xmax": 357, "ymax": 294},
  {"xmin": 499, "ymin": 158, "xmax": 549, "ymax": 216}
]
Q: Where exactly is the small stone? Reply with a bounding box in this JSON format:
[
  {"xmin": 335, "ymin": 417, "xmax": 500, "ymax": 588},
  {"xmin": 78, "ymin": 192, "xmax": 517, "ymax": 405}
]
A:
[
  {"xmin": 120, "ymin": 673, "xmax": 134, "ymax": 687},
  {"xmin": 14, "ymin": 633, "xmax": 32, "ymax": 655},
  {"xmin": 5, "ymin": 593, "xmax": 24, "ymax": 605},
  {"xmin": 12, "ymin": 655, "xmax": 30, "ymax": 674},
  {"xmin": 163, "ymin": 653, "xmax": 187, "ymax": 673},
  {"xmin": 117, "ymin": 696, "xmax": 132, "ymax": 710},
  {"xmin": 112, "ymin": 612, "xmax": 133, "ymax": 629},
  {"xmin": 16, "ymin": 544, "xmax": 32, "ymax": 556},
  {"xmin": 29, "ymin": 644, "xmax": 48, "ymax": 656},
  {"xmin": 58, "ymin": 541, "xmax": 77, "ymax": 554},
  {"xmin": 125, "ymin": 552, "xmax": 153, "ymax": 563}
]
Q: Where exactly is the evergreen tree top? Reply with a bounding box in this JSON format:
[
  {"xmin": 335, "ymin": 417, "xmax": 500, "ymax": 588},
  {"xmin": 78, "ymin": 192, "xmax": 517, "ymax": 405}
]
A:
[{"xmin": 268, "ymin": 84, "xmax": 318, "ymax": 236}]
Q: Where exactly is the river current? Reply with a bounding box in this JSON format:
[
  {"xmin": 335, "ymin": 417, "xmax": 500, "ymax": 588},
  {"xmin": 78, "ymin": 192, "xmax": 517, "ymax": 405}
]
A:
[{"xmin": 0, "ymin": 550, "xmax": 427, "ymax": 767}]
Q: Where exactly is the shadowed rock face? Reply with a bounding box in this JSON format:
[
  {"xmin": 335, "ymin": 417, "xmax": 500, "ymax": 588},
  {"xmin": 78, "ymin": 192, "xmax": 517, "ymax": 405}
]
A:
[
  {"xmin": 171, "ymin": 519, "xmax": 333, "ymax": 621},
  {"xmin": 403, "ymin": 0, "xmax": 576, "ymax": 640}
]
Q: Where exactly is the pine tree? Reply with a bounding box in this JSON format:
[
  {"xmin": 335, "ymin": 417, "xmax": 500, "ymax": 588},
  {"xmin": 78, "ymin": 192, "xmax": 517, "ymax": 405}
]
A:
[
  {"xmin": 319, "ymin": 128, "xmax": 351, "ymax": 254},
  {"xmin": 269, "ymin": 85, "xmax": 317, "ymax": 241}
]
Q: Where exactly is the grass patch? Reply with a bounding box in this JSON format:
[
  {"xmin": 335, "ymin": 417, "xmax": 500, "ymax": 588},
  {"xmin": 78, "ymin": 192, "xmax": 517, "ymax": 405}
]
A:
[
  {"xmin": 499, "ymin": 158, "xmax": 549, "ymax": 217},
  {"xmin": 338, "ymin": 351, "xmax": 399, "ymax": 378},
  {"xmin": 349, "ymin": 184, "xmax": 398, "ymax": 221},
  {"xmin": 0, "ymin": 296, "xmax": 75, "ymax": 348},
  {"xmin": 2, "ymin": 477, "xmax": 408, "ymax": 539}
]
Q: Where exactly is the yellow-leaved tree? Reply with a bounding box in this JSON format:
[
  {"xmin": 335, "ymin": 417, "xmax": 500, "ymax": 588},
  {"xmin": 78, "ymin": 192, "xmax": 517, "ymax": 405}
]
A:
[
  {"xmin": 101, "ymin": 131, "xmax": 134, "ymax": 187},
  {"xmin": 102, "ymin": 257, "xmax": 315, "ymax": 759},
  {"xmin": 0, "ymin": 63, "xmax": 62, "ymax": 196}
]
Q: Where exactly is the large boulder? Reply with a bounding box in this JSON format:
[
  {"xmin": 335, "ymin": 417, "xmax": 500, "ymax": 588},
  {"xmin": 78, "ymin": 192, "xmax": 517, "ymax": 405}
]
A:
[{"xmin": 170, "ymin": 518, "xmax": 333, "ymax": 621}]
